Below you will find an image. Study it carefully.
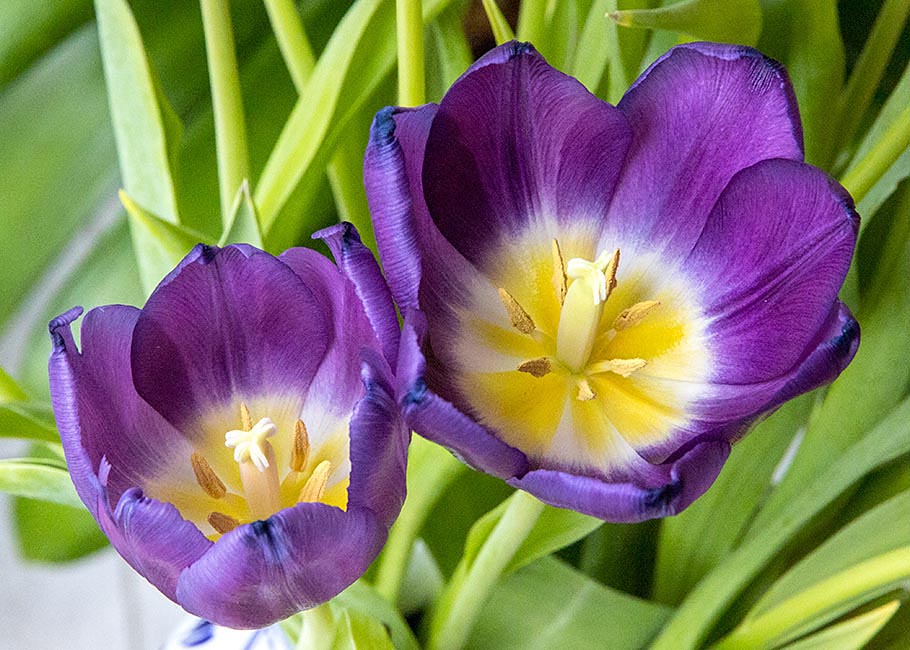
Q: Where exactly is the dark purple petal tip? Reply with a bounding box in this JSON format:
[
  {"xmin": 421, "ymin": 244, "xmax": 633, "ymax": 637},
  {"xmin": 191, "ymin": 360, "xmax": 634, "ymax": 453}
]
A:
[{"xmin": 48, "ymin": 306, "xmax": 83, "ymax": 352}]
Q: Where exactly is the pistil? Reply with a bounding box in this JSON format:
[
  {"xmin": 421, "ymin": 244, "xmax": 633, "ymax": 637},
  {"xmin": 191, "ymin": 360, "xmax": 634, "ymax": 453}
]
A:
[
  {"xmin": 555, "ymin": 249, "xmax": 620, "ymax": 372},
  {"xmin": 225, "ymin": 403, "xmax": 283, "ymax": 520}
]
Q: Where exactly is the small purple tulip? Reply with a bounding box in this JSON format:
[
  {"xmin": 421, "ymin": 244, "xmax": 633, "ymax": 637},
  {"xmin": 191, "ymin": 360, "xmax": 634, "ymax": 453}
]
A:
[
  {"xmin": 365, "ymin": 41, "xmax": 859, "ymax": 523},
  {"xmin": 48, "ymin": 226, "xmax": 408, "ymax": 628}
]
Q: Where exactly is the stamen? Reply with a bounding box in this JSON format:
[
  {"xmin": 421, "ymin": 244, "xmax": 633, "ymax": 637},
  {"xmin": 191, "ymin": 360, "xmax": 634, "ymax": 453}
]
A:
[
  {"xmin": 517, "ymin": 357, "xmax": 552, "ymax": 378},
  {"xmin": 589, "ymin": 358, "xmax": 648, "ymax": 378},
  {"xmin": 613, "ymin": 300, "xmax": 661, "ymax": 331},
  {"xmin": 207, "ymin": 511, "xmax": 239, "ymax": 534},
  {"xmin": 577, "ymin": 378, "xmax": 596, "ymax": 401},
  {"xmin": 225, "ymin": 417, "xmax": 278, "ymax": 472},
  {"xmin": 240, "ymin": 401, "xmax": 253, "ymax": 431},
  {"xmin": 298, "ymin": 460, "xmax": 332, "ymax": 503},
  {"xmin": 190, "ymin": 452, "xmax": 226, "ymax": 499},
  {"xmin": 551, "ymin": 239, "xmax": 567, "ymax": 304},
  {"xmin": 290, "ymin": 419, "xmax": 310, "ymax": 472},
  {"xmin": 498, "ymin": 288, "xmax": 536, "ymax": 334}
]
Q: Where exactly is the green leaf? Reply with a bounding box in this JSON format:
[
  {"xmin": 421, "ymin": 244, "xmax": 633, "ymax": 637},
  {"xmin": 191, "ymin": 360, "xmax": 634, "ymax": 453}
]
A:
[
  {"xmin": 0, "ymin": 0, "xmax": 93, "ymax": 87},
  {"xmin": 0, "ymin": 402, "xmax": 58, "ymax": 442},
  {"xmin": 469, "ymin": 558, "xmax": 671, "ymax": 650},
  {"xmin": 716, "ymin": 549, "xmax": 910, "ymax": 649},
  {"xmin": 330, "ymin": 609, "xmax": 394, "ymax": 650},
  {"xmin": 120, "ymin": 191, "xmax": 208, "ymax": 295},
  {"xmin": 611, "ymin": 0, "xmax": 763, "ymax": 46},
  {"xmin": 254, "ymin": 0, "xmax": 459, "ymax": 250},
  {"xmin": 0, "ymin": 367, "xmax": 28, "ymax": 404},
  {"xmin": 482, "ymin": 0, "xmax": 515, "ymax": 45},
  {"xmin": 334, "ymin": 581, "xmax": 421, "ymax": 650},
  {"xmin": 652, "ymin": 395, "xmax": 813, "ymax": 604},
  {"xmin": 649, "ymin": 397, "xmax": 910, "ymax": 650},
  {"xmin": 94, "ymin": 0, "xmax": 180, "ymax": 224},
  {"xmin": 218, "ymin": 179, "xmax": 263, "ymax": 247},
  {"xmin": 426, "ymin": 4, "xmax": 473, "ymax": 103},
  {"xmin": 778, "ymin": 601, "xmax": 901, "ymax": 650},
  {"xmin": 574, "ymin": 0, "xmax": 630, "ymax": 102},
  {"xmin": 0, "ymin": 458, "xmax": 82, "ymax": 508},
  {"xmin": 758, "ymin": 0, "xmax": 845, "ymax": 168},
  {"xmin": 14, "ymin": 497, "xmax": 108, "ymax": 562}
]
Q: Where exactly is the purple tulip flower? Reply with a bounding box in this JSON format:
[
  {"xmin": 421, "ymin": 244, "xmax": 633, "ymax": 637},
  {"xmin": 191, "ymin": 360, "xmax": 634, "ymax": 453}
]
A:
[
  {"xmin": 47, "ymin": 226, "xmax": 408, "ymax": 628},
  {"xmin": 365, "ymin": 41, "xmax": 859, "ymax": 523}
]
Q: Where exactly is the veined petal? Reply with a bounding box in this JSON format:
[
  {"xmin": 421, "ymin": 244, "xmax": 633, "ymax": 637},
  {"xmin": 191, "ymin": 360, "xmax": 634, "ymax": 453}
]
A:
[
  {"xmin": 508, "ymin": 440, "xmax": 729, "ymax": 522},
  {"xmin": 131, "ymin": 245, "xmax": 329, "ymax": 435},
  {"xmin": 605, "ymin": 42, "xmax": 803, "ymax": 263},
  {"xmin": 422, "ymin": 41, "xmax": 631, "ymax": 266},
  {"xmin": 689, "ymin": 158, "xmax": 858, "ymax": 384},
  {"xmin": 175, "ymin": 504, "xmax": 384, "ymax": 629},
  {"xmin": 48, "ymin": 306, "xmax": 192, "ymax": 503}
]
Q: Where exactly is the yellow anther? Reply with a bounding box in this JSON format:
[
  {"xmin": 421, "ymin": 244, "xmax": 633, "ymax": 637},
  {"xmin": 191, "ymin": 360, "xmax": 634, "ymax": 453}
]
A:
[
  {"xmin": 589, "ymin": 358, "xmax": 648, "ymax": 378},
  {"xmin": 225, "ymin": 417, "xmax": 278, "ymax": 472},
  {"xmin": 207, "ymin": 511, "xmax": 239, "ymax": 534},
  {"xmin": 613, "ymin": 300, "xmax": 661, "ymax": 331},
  {"xmin": 498, "ymin": 288, "xmax": 536, "ymax": 334},
  {"xmin": 240, "ymin": 402, "xmax": 253, "ymax": 431},
  {"xmin": 298, "ymin": 460, "xmax": 332, "ymax": 503},
  {"xmin": 576, "ymin": 378, "xmax": 596, "ymax": 401},
  {"xmin": 290, "ymin": 419, "xmax": 310, "ymax": 472},
  {"xmin": 517, "ymin": 357, "xmax": 552, "ymax": 378},
  {"xmin": 551, "ymin": 239, "xmax": 567, "ymax": 304},
  {"xmin": 191, "ymin": 452, "xmax": 226, "ymax": 499}
]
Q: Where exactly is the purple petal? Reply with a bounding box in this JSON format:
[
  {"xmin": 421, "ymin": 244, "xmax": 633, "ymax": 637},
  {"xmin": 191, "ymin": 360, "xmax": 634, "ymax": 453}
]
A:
[
  {"xmin": 604, "ymin": 42, "xmax": 804, "ymax": 262},
  {"xmin": 397, "ymin": 311, "xmax": 529, "ymax": 479},
  {"xmin": 99, "ymin": 488, "xmax": 211, "ymax": 602},
  {"xmin": 313, "ymin": 222, "xmax": 400, "ymax": 366},
  {"xmin": 365, "ymin": 104, "xmax": 438, "ymax": 311},
  {"xmin": 508, "ymin": 440, "xmax": 729, "ymax": 523},
  {"xmin": 346, "ymin": 350, "xmax": 409, "ymax": 528},
  {"xmin": 48, "ymin": 306, "xmax": 193, "ymax": 504},
  {"xmin": 689, "ymin": 158, "xmax": 858, "ymax": 385},
  {"xmin": 131, "ymin": 245, "xmax": 329, "ymax": 434},
  {"xmin": 175, "ymin": 504, "xmax": 385, "ymax": 629},
  {"xmin": 422, "ymin": 42, "xmax": 631, "ymax": 265}
]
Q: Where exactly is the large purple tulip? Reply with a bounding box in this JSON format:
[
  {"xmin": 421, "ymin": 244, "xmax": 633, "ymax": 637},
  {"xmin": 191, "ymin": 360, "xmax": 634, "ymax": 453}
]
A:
[
  {"xmin": 366, "ymin": 41, "xmax": 859, "ymax": 523},
  {"xmin": 48, "ymin": 226, "xmax": 408, "ymax": 628}
]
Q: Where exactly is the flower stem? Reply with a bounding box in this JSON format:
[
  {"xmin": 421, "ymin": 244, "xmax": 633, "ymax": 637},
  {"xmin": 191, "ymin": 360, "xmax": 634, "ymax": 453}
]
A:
[
  {"xmin": 397, "ymin": 0, "xmax": 425, "ymax": 106},
  {"xmin": 375, "ymin": 436, "xmax": 466, "ymax": 604},
  {"xmin": 199, "ymin": 0, "xmax": 250, "ymax": 228},
  {"xmin": 263, "ymin": 0, "xmax": 316, "ymax": 91},
  {"xmin": 295, "ymin": 603, "xmax": 336, "ymax": 650},
  {"xmin": 427, "ymin": 490, "xmax": 546, "ymax": 650},
  {"xmin": 840, "ymin": 105, "xmax": 910, "ymax": 205}
]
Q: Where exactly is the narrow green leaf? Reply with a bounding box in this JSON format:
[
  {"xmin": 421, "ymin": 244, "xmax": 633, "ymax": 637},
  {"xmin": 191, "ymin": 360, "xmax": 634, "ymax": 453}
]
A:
[
  {"xmin": 611, "ymin": 0, "xmax": 762, "ymax": 45},
  {"xmin": 482, "ymin": 0, "xmax": 516, "ymax": 45},
  {"xmin": 218, "ymin": 179, "xmax": 263, "ymax": 247},
  {"xmin": 264, "ymin": 0, "xmax": 316, "ymax": 92},
  {"xmin": 397, "ymin": 0, "xmax": 426, "ymax": 106},
  {"xmin": 0, "ymin": 402, "xmax": 59, "ymax": 442},
  {"xmin": 0, "ymin": 367, "xmax": 28, "ymax": 404},
  {"xmin": 14, "ymin": 497, "xmax": 108, "ymax": 562},
  {"xmin": 331, "ymin": 609, "xmax": 395, "ymax": 650},
  {"xmin": 516, "ymin": 0, "xmax": 547, "ymax": 44},
  {"xmin": 758, "ymin": 0, "xmax": 844, "ymax": 168},
  {"xmin": 0, "ymin": 458, "xmax": 82, "ymax": 508},
  {"xmin": 649, "ymin": 397, "xmax": 910, "ymax": 650},
  {"xmin": 426, "ymin": 4, "xmax": 473, "ymax": 102},
  {"xmin": 851, "ymin": 58, "xmax": 910, "ymax": 171},
  {"xmin": 573, "ymin": 0, "xmax": 613, "ymax": 93},
  {"xmin": 841, "ymin": 106, "xmax": 910, "ymax": 206},
  {"xmin": 200, "ymin": 0, "xmax": 250, "ymax": 226},
  {"xmin": 831, "ymin": 0, "xmax": 910, "ymax": 165},
  {"xmin": 653, "ymin": 395, "xmax": 812, "ymax": 604},
  {"xmin": 94, "ymin": 0, "xmax": 180, "ymax": 223},
  {"xmin": 717, "ymin": 549, "xmax": 910, "ymax": 649},
  {"xmin": 470, "ymin": 558, "xmax": 671, "ymax": 650},
  {"xmin": 120, "ymin": 191, "xmax": 208, "ymax": 295},
  {"xmin": 334, "ymin": 581, "xmax": 421, "ymax": 650},
  {"xmin": 778, "ymin": 601, "xmax": 901, "ymax": 650}
]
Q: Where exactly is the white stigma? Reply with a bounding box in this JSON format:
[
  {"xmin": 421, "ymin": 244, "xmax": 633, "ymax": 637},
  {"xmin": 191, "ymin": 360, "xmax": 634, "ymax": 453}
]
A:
[
  {"xmin": 225, "ymin": 417, "xmax": 278, "ymax": 472},
  {"xmin": 566, "ymin": 251, "xmax": 613, "ymax": 305}
]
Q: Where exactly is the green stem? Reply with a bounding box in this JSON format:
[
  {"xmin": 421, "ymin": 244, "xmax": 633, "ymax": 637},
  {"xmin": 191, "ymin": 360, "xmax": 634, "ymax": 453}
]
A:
[
  {"xmin": 427, "ymin": 490, "xmax": 546, "ymax": 650},
  {"xmin": 397, "ymin": 0, "xmax": 425, "ymax": 106},
  {"xmin": 840, "ymin": 106, "xmax": 910, "ymax": 204},
  {"xmin": 375, "ymin": 436, "xmax": 466, "ymax": 604},
  {"xmin": 263, "ymin": 0, "xmax": 316, "ymax": 91},
  {"xmin": 516, "ymin": 0, "xmax": 547, "ymax": 43},
  {"xmin": 714, "ymin": 548, "xmax": 910, "ymax": 649},
  {"xmin": 199, "ymin": 0, "xmax": 250, "ymax": 228}
]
